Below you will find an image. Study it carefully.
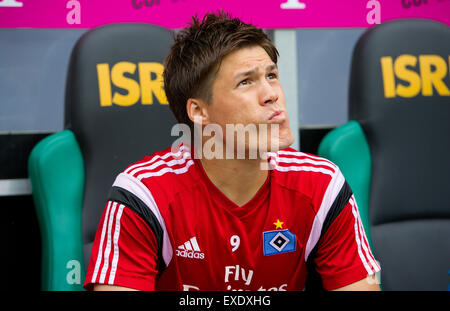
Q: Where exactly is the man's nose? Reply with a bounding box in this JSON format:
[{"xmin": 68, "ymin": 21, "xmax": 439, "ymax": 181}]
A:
[{"xmin": 259, "ymin": 80, "xmax": 278, "ymax": 105}]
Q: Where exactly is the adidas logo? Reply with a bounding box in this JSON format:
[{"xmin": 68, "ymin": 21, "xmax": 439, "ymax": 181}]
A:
[{"xmin": 176, "ymin": 237, "xmax": 205, "ymax": 260}]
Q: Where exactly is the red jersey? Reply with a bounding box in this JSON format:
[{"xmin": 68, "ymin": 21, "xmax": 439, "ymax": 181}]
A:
[{"xmin": 84, "ymin": 144, "xmax": 380, "ymax": 291}]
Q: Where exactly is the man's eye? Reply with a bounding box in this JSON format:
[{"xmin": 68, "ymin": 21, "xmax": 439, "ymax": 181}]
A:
[
  {"xmin": 268, "ymin": 73, "xmax": 278, "ymax": 80},
  {"xmin": 238, "ymin": 79, "xmax": 249, "ymax": 86}
]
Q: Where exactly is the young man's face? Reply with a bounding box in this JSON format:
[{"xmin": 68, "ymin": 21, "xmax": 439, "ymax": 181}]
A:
[{"xmin": 204, "ymin": 45, "xmax": 294, "ymax": 156}]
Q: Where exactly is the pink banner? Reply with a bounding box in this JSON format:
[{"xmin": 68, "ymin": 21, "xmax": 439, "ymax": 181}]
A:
[{"xmin": 0, "ymin": 0, "xmax": 449, "ymax": 29}]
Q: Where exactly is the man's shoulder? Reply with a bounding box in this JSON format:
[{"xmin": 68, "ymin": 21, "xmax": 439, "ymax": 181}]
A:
[
  {"xmin": 269, "ymin": 147, "xmax": 341, "ymax": 199},
  {"xmin": 115, "ymin": 144, "xmax": 196, "ymax": 193},
  {"xmin": 125, "ymin": 143, "xmax": 191, "ymax": 173},
  {"xmin": 270, "ymin": 147, "xmax": 338, "ymax": 179}
]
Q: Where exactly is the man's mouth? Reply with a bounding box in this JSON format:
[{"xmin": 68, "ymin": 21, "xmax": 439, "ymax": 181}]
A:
[{"xmin": 268, "ymin": 110, "xmax": 284, "ymax": 122}]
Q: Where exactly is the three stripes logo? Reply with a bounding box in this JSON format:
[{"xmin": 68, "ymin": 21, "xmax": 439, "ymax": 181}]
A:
[{"xmin": 176, "ymin": 237, "xmax": 205, "ymax": 260}]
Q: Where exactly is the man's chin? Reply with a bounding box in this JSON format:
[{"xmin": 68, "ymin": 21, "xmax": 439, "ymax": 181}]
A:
[{"xmin": 268, "ymin": 132, "xmax": 295, "ymax": 152}]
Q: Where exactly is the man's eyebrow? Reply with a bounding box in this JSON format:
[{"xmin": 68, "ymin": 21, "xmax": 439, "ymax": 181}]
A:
[
  {"xmin": 233, "ymin": 63, "xmax": 278, "ymax": 80},
  {"xmin": 234, "ymin": 68, "xmax": 257, "ymax": 80},
  {"xmin": 266, "ymin": 64, "xmax": 278, "ymax": 72}
]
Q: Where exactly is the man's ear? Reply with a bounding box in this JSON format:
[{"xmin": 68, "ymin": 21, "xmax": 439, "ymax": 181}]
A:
[{"xmin": 186, "ymin": 98, "xmax": 210, "ymax": 125}]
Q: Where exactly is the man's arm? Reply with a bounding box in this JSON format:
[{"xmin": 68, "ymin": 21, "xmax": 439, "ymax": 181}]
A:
[
  {"xmin": 83, "ymin": 202, "xmax": 160, "ymax": 291},
  {"xmin": 312, "ymin": 193, "xmax": 381, "ymax": 290}
]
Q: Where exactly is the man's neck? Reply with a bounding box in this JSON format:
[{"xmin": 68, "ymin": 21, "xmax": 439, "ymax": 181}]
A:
[{"xmin": 199, "ymin": 156, "xmax": 268, "ymax": 207}]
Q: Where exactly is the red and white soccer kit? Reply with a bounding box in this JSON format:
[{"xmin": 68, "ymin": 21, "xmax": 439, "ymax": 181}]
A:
[{"xmin": 84, "ymin": 144, "xmax": 380, "ymax": 291}]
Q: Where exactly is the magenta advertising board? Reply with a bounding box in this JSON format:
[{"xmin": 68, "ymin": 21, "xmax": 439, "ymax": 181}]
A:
[{"xmin": 0, "ymin": 0, "xmax": 449, "ymax": 29}]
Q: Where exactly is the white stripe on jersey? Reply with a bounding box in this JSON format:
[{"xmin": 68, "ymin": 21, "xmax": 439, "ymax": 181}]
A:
[
  {"xmin": 124, "ymin": 144, "xmax": 189, "ymax": 175},
  {"xmin": 108, "ymin": 204, "xmax": 125, "ymax": 284},
  {"xmin": 349, "ymin": 197, "xmax": 373, "ymax": 275},
  {"xmin": 129, "ymin": 151, "xmax": 191, "ymax": 178},
  {"xmin": 267, "ymin": 151, "xmax": 336, "ymax": 176},
  {"xmin": 270, "ymin": 156, "xmax": 336, "ymax": 171},
  {"xmin": 136, "ymin": 160, "xmax": 195, "ymax": 180},
  {"xmin": 350, "ymin": 196, "xmax": 381, "ymax": 274},
  {"xmin": 304, "ymin": 168, "xmax": 346, "ymax": 261},
  {"xmin": 270, "ymin": 161, "xmax": 335, "ymax": 176},
  {"xmin": 112, "ymin": 172, "xmax": 173, "ymax": 267},
  {"xmin": 91, "ymin": 201, "xmax": 112, "ymax": 283},
  {"xmin": 98, "ymin": 202, "xmax": 118, "ymax": 283},
  {"xmin": 270, "ymin": 150, "xmax": 336, "ymax": 170}
]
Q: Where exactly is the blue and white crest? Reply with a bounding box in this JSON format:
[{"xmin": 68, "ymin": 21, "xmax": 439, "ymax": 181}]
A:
[{"xmin": 263, "ymin": 229, "xmax": 296, "ymax": 256}]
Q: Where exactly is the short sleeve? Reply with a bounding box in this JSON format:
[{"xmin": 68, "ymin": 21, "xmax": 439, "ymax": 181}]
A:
[
  {"xmin": 84, "ymin": 200, "xmax": 159, "ymax": 291},
  {"xmin": 313, "ymin": 196, "xmax": 381, "ymax": 290}
]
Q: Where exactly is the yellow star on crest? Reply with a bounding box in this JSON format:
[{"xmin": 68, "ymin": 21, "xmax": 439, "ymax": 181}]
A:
[{"xmin": 273, "ymin": 219, "xmax": 284, "ymax": 229}]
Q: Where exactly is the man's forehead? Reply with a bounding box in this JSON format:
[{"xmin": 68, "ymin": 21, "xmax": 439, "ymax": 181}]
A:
[{"xmin": 219, "ymin": 46, "xmax": 276, "ymax": 76}]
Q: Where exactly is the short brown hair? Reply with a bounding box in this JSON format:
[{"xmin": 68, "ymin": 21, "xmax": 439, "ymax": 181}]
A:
[{"xmin": 163, "ymin": 11, "xmax": 279, "ymax": 128}]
